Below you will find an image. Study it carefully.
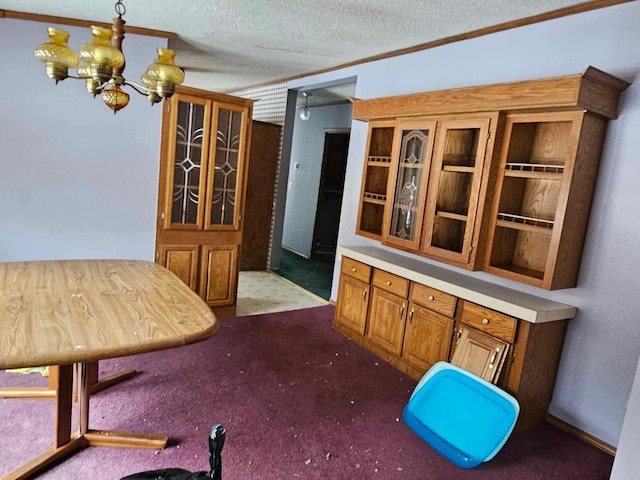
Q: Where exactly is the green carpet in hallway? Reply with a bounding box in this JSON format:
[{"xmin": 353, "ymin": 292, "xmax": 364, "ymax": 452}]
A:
[{"xmin": 274, "ymin": 248, "xmax": 333, "ymax": 300}]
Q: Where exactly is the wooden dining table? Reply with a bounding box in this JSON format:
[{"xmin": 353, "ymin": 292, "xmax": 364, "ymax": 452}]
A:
[{"xmin": 0, "ymin": 259, "xmax": 219, "ymax": 480}]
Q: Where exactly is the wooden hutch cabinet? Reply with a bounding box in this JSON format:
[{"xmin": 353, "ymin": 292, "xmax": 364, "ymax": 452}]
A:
[
  {"xmin": 336, "ymin": 65, "xmax": 630, "ymax": 432},
  {"xmin": 155, "ymin": 87, "xmax": 253, "ymax": 314},
  {"xmin": 353, "ymin": 67, "xmax": 629, "ymax": 289}
]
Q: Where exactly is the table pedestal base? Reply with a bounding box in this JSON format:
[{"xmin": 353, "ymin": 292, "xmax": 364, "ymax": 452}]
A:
[{"xmin": 2, "ymin": 363, "xmax": 167, "ymax": 480}]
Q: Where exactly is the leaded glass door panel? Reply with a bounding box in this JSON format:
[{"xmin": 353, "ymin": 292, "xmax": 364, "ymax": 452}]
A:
[
  {"xmin": 383, "ymin": 120, "xmax": 436, "ymax": 250},
  {"xmin": 164, "ymin": 94, "xmax": 211, "ymax": 230},
  {"xmin": 205, "ymin": 102, "xmax": 249, "ymax": 230}
]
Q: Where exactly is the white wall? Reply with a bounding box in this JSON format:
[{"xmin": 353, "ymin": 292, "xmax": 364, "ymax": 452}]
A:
[
  {"xmin": 610, "ymin": 353, "xmax": 640, "ymax": 480},
  {"xmin": 0, "ymin": 18, "xmax": 163, "ymax": 262},
  {"xmin": 282, "ymin": 103, "xmax": 352, "ymax": 257},
  {"xmin": 289, "ymin": 2, "xmax": 640, "ymax": 448}
]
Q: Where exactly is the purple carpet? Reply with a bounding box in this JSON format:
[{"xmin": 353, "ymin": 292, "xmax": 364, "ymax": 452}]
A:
[{"xmin": 1, "ymin": 305, "xmax": 613, "ymax": 479}]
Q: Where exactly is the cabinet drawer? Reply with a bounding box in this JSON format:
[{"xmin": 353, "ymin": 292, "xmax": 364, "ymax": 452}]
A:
[
  {"xmin": 372, "ymin": 269, "xmax": 409, "ymax": 298},
  {"xmin": 341, "ymin": 257, "xmax": 371, "ymax": 283},
  {"xmin": 461, "ymin": 302, "xmax": 517, "ymax": 343},
  {"xmin": 410, "ymin": 283, "xmax": 457, "ymax": 317}
]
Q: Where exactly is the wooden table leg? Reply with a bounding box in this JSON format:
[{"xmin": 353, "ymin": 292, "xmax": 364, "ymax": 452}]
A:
[{"xmin": 1, "ymin": 365, "xmax": 87, "ymax": 480}]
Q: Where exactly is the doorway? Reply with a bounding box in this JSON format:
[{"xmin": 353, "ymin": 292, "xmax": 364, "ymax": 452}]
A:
[
  {"xmin": 311, "ymin": 130, "xmax": 350, "ymax": 261},
  {"xmin": 278, "ymin": 129, "xmax": 350, "ymax": 300},
  {"xmin": 269, "ymin": 83, "xmax": 355, "ymax": 300}
]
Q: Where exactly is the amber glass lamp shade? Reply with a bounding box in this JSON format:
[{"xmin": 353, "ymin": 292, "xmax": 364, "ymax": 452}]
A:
[
  {"xmin": 143, "ymin": 48, "xmax": 185, "ymax": 98},
  {"xmin": 101, "ymin": 84, "xmax": 130, "ymax": 113},
  {"xmin": 34, "ymin": 28, "xmax": 79, "ymax": 82},
  {"xmin": 77, "ymin": 63, "xmax": 100, "ymax": 95},
  {"xmin": 140, "ymin": 72, "xmax": 162, "ymax": 105},
  {"xmin": 78, "ymin": 26, "xmax": 125, "ymax": 84}
]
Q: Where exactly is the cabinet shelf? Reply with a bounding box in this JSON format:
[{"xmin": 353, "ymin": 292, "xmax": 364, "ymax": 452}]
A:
[
  {"xmin": 363, "ymin": 192, "xmax": 387, "ymax": 205},
  {"xmin": 368, "ymin": 156, "xmax": 392, "ymax": 165},
  {"xmin": 491, "ymin": 262, "xmax": 545, "ymax": 281},
  {"xmin": 435, "ymin": 210, "xmax": 468, "ymax": 222},
  {"xmin": 497, "ymin": 213, "xmax": 554, "ymax": 233},
  {"xmin": 505, "ymin": 162, "xmax": 564, "ymax": 179},
  {"xmin": 442, "ymin": 165, "xmax": 475, "ymax": 173},
  {"xmin": 442, "ymin": 153, "xmax": 475, "ymax": 167}
]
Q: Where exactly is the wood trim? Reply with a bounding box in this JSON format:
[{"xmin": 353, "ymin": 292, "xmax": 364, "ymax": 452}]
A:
[
  {"xmin": 176, "ymin": 86, "xmax": 254, "ymax": 107},
  {"xmin": 352, "ymin": 68, "xmax": 629, "ymax": 121},
  {"xmin": 230, "ymin": 0, "xmax": 634, "ymax": 92},
  {"xmin": 546, "ymin": 414, "xmax": 616, "ymax": 457},
  {"xmin": 1, "ymin": 9, "xmax": 174, "ymax": 38}
]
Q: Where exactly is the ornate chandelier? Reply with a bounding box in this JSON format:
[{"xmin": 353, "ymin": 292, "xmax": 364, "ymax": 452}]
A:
[{"xmin": 33, "ymin": 0, "xmax": 185, "ymax": 113}]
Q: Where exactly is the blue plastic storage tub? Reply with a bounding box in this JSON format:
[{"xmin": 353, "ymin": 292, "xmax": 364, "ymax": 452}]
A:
[{"xmin": 403, "ymin": 361, "xmax": 519, "ymax": 468}]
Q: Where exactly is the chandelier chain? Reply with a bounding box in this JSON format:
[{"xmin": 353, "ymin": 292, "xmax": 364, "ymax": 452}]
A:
[{"xmin": 115, "ymin": 0, "xmax": 126, "ymax": 18}]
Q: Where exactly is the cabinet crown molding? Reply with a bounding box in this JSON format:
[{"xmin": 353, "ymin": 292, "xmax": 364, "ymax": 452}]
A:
[{"xmin": 352, "ymin": 66, "xmax": 630, "ymax": 121}]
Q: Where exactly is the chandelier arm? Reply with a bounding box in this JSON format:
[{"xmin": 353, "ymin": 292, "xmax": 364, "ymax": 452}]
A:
[{"xmin": 122, "ymin": 80, "xmax": 150, "ymax": 96}]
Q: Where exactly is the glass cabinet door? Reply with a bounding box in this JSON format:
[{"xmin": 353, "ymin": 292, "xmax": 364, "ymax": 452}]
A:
[
  {"xmin": 421, "ymin": 118, "xmax": 490, "ymax": 263},
  {"xmin": 164, "ymin": 95, "xmax": 211, "ymax": 230},
  {"xmin": 205, "ymin": 102, "xmax": 249, "ymax": 230},
  {"xmin": 383, "ymin": 120, "xmax": 436, "ymax": 250}
]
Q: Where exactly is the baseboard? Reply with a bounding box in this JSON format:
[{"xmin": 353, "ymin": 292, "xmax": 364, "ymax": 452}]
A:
[{"xmin": 546, "ymin": 414, "xmax": 616, "ymax": 457}]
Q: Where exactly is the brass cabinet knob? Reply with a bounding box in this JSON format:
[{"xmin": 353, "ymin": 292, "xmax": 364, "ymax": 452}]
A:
[
  {"xmin": 351, "ymin": 267, "xmax": 357, "ymax": 272},
  {"xmin": 482, "ymin": 318, "xmax": 489, "ymax": 325},
  {"xmin": 386, "ymin": 281, "xmax": 391, "ymax": 286},
  {"xmin": 428, "ymin": 295, "xmax": 434, "ymax": 301}
]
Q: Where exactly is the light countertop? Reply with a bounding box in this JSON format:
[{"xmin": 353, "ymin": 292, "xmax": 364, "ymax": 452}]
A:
[{"xmin": 339, "ymin": 245, "xmax": 576, "ymax": 323}]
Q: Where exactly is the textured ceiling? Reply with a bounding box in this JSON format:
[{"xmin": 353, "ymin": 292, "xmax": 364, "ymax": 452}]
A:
[{"xmin": 0, "ymin": 0, "xmax": 611, "ymax": 93}]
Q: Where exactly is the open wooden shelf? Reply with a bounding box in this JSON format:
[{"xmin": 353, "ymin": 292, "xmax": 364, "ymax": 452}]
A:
[
  {"xmin": 436, "ymin": 210, "xmax": 468, "ymax": 222},
  {"xmin": 357, "ymin": 121, "xmax": 396, "ymax": 239}
]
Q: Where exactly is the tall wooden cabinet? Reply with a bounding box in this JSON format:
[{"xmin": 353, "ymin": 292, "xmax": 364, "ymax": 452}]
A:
[
  {"xmin": 353, "ymin": 67, "xmax": 629, "ymax": 290},
  {"xmin": 155, "ymin": 87, "xmax": 253, "ymax": 313}
]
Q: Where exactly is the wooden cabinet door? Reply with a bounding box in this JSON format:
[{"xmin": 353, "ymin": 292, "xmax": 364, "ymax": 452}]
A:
[
  {"xmin": 159, "ymin": 244, "xmax": 199, "ymax": 291},
  {"xmin": 383, "ymin": 120, "xmax": 437, "ymax": 250},
  {"xmin": 161, "ymin": 94, "xmax": 212, "ymax": 231},
  {"xmin": 335, "ymin": 274, "xmax": 370, "ymax": 335},
  {"xmin": 421, "ymin": 117, "xmax": 493, "ymax": 265},
  {"xmin": 402, "ymin": 303, "xmax": 453, "ymax": 374},
  {"xmin": 205, "ymin": 101, "xmax": 250, "ymax": 231},
  {"xmin": 450, "ymin": 326, "xmax": 508, "ymax": 383},
  {"xmin": 199, "ymin": 245, "xmax": 238, "ymax": 306},
  {"xmin": 240, "ymin": 121, "xmax": 281, "ymax": 271},
  {"xmin": 366, "ymin": 287, "xmax": 407, "ymax": 355}
]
